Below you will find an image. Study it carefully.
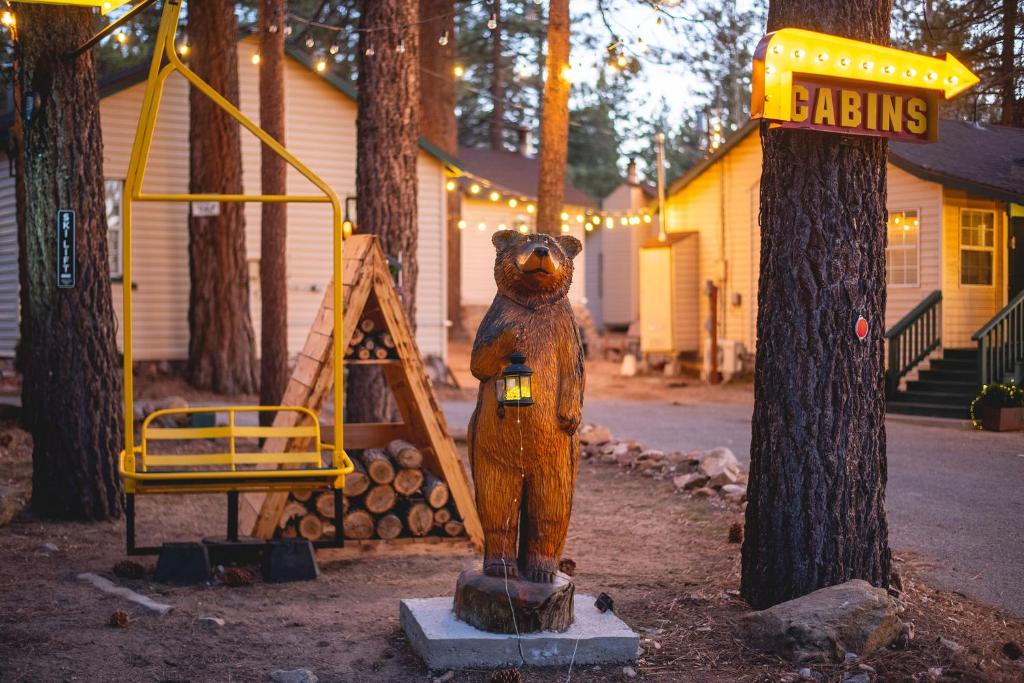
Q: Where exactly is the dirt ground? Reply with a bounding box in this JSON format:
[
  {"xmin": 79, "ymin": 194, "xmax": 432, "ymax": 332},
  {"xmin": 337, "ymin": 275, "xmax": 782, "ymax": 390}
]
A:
[
  {"xmin": 1, "ymin": 355, "xmax": 1022, "ymax": 681},
  {"xmin": 2, "ymin": 422, "xmax": 1023, "ymax": 682}
]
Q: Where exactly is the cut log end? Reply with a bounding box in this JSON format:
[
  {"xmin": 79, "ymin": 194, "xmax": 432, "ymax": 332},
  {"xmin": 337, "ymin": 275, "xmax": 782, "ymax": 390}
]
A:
[
  {"xmin": 343, "ymin": 510, "xmax": 374, "ymax": 540},
  {"xmin": 376, "ymin": 513, "xmax": 403, "ymax": 540}
]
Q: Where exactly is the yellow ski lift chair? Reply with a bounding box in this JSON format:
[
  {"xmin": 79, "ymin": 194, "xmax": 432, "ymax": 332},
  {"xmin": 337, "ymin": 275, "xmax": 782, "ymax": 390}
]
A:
[{"xmin": 26, "ymin": 0, "xmax": 353, "ymax": 555}]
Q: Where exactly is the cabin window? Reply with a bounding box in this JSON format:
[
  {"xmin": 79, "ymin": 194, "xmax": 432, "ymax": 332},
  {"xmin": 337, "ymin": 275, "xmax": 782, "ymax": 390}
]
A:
[
  {"xmin": 105, "ymin": 179, "xmax": 124, "ymax": 279},
  {"xmin": 886, "ymin": 209, "xmax": 919, "ymax": 287},
  {"xmin": 960, "ymin": 209, "xmax": 995, "ymax": 286}
]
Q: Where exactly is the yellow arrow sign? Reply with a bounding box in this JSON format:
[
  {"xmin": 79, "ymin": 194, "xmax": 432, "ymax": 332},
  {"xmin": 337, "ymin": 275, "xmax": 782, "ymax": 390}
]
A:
[
  {"xmin": 13, "ymin": 0, "xmax": 133, "ymax": 15},
  {"xmin": 752, "ymin": 28, "xmax": 979, "ymax": 124}
]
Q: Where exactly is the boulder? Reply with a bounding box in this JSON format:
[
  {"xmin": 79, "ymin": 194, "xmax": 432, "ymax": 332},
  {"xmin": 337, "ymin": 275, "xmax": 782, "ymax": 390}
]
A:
[
  {"xmin": 738, "ymin": 580, "xmax": 902, "ymax": 663},
  {"xmin": 615, "ymin": 450, "xmax": 640, "ymax": 468},
  {"xmin": 698, "ymin": 447, "xmax": 741, "ymax": 479},
  {"xmin": 270, "ymin": 670, "xmax": 318, "ymax": 683},
  {"xmin": 0, "ymin": 485, "xmax": 25, "ymax": 528},
  {"xmin": 672, "ymin": 473, "xmax": 709, "ymax": 491},
  {"xmin": 720, "ymin": 484, "xmax": 746, "ymax": 503},
  {"xmin": 691, "ymin": 487, "xmax": 716, "ymax": 498},
  {"xmin": 579, "ymin": 424, "xmax": 613, "ymax": 446},
  {"xmin": 708, "ymin": 464, "xmax": 742, "ymax": 488}
]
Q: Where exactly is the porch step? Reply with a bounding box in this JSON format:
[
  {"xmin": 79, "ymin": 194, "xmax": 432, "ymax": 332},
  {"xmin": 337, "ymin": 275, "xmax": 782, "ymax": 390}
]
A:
[
  {"xmin": 887, "ymin": 347, "xmax": 977, "ymax": 420},
  {"xmin": 886, "ymin": 401, "xmax": 970, "ymax": 420}
]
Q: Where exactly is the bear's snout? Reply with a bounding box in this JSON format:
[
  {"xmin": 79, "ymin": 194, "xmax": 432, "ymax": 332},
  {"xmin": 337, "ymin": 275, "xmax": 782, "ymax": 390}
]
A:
[{"xmin": 533, "ymin": 245, "xmax": 549, "ymax": 258}]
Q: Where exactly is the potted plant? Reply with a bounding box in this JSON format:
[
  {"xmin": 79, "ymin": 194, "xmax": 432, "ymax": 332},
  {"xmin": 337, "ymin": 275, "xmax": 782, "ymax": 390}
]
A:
[{"xmin": 970, "ymin": 382, "xmax": 1024, "ymax": 432}]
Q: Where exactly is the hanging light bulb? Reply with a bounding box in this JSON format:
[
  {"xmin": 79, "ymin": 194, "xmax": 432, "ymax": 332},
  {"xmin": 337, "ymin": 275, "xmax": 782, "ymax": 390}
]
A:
[
  {"xmin": 489, "ymin": 191, "xmax": 500, "ymax": 201},
  {"xmin": 251, "ymin": 53, "xmax": 261, "ymax": 65},
  {"xmin": 178, "ymin": 41, "xmax": 191, "ymax": 56},
  {"xmin": 487, "ymin": 14, "xmax": 498, "ymax": 30},
  {"xmin": 526, "ymin": 204, "xmax": 536, "ymax": 214},
  {"xmin": 396, "ymin": 40, "xmax": 406, "ymax": 54},
  {"xmin": 439, "ymin": 31, "xmax": 449, "ymax": 46},
  {"xmin": 457, "ymin": 220, "xmax": 467, "ymax": 230},
  {"xmin": 1, "ymin": 11, "xmax": 16, "ymax": 27},
  {"xmin": 365, "ymin": 43, "xmax": 375, "ymax": 57},
  {"xmin": 508, "ymin": 198, "xmax": 518, "ymax": 208},
  {"xmin": 453, "ymin": 64, "xmax": 465, "ymax": 78},
  {"xmin": 616, "ymin": 53, "xmax": 628, "ymax": 69},
  {"xmin": 560, "ymin": 224, "xmax": 570, "ymax": 234},
  {"xmin": 268, "ymin": 23, "xmax": 278, "ymax": 34},
  {"xmin": 305, "ymin": 36, "xmax": 315, "ymax": 49},
  {"xmin": 446, "ymin": 180, "xmax": 456, "ymax": 192},
  {"xmin": 116, "ymin": 29, "xmax": 128, "ymax": 45},
  {"xmin": 284, "ymin": 24, "xmax": 293, "ymax": 36},
  {"xmin": 315, "ymin": 58, "xmax": 328, "ymax": 73},
  {"xmin": 329, "ymin": 44, "xmax": 339, "ymax": 55}
]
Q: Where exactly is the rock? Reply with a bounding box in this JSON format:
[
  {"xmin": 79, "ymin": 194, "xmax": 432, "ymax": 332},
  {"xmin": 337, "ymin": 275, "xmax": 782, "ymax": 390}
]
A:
[
  {"xmin": 708, "ymin": 463, "xmax": 742, "ymax": 488},
  {"xmin": 622, "ymin": 665, "xmax": 637, "ymax": 678},
  {"xmin": 798, "ymin": 668, "xmax": 822, "ymax": 681},
  {"xmin": 269, "ymin": 670, "xmax": 318, "ymax": 683},
  {"xmin": 698, "ymin": 447, "xmax": 741, "ymax": 479},
  {"xmin": 615, "ymin": 450, "xmax": 640, "ymax": 468},
  {"xmin": 738, "ymin": 579, "xmax": 902, "ymax": 663},
  {"xmin": 0, "ymin": 485, "xmax": 25, "ymax": 528},
  {"xmin": 720, "ymin": 483, "xmax": 746, "ymax": 502},
  {"xmin": 841, "ymin": 674, "xmax": 870, "ymax": 683},
  {"xmin": 432, "ymin": 672, "xmax": 455, "ymax": 683},
  {"xmin": 894, "ymin": 621, "xmax": 914, "ymax": 648},
  {"xmin": 579, "ymin": 424, "xmax": 612, "ymax": 446},
  {"xmin": 39, "ymin": 542, "xmax": 59, "ymax": 553},
  {"xmin": 691, "ymin": 487, "xmax": 716, "ymax": 498},
  {"xmin": 195, "ymin": 616, "xmax": 225, "ymax": 630},
  {"xmin": 672, "ymin": 473, "xmax": 709, "ymax": 491},
  {"xmin": 938, "ymin": 636, "xmax": 963, "ymax": 654},
  {"xmin": 927, "ymin": 667, "xmax": 943, "ymax": 680}
]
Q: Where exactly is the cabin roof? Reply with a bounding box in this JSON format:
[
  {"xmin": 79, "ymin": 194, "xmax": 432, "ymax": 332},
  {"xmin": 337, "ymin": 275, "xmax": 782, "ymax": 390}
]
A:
[
  {"xmin": 668, "ymin": 118, "xmax": 1024, "ymax": 205},
  {"xmin": 456, "ymin": 146, "xmax": 599, "ymax": 208}
]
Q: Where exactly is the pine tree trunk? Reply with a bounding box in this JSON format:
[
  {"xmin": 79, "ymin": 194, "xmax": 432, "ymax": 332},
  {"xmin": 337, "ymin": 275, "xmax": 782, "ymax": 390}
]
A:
[
  {"xmin": 351, "ymin": 0, "xmax": 419, "ymax": 423},
  {"xmin": 417, "ymin": 0, "xmax": 463, "ymax": 338},
  {"xmin": 740, "ymin": 0, "xmax": 892, "ymax": 610},
  {"xmin": 998, "ymin": 0, "xmax": 1018, "ymax": 126},
  {"xmin": 489, "ymin": 0, "xmax": 505, "ymax": 150},
  {"xmin": 13, "ymin": 7, "xmax": 123, "ymax": 519},
  {"xmin": 536, "ymin": 0, "xmax": 570, "ymax": 236},
  {"xmin": 258, "ymin": 0, "xmax": 288, "ymax": 424},
  {"xmin": 187, "ymin": 1, "xmax": 258, "ymax": 395}
]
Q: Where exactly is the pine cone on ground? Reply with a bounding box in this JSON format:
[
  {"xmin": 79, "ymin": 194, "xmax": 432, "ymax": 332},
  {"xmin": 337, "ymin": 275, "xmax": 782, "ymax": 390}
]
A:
[
  {"xmin": 221, "ymin": 567, "xmax": 255, "ymax": 587},
  {"xmin": 108, "ymin": 609, "xmax": 130, "ymax": 628},
  {"xmin": 113, "ymin": 560, "xmax": 146, "ymax": 579},
  {"xmin": 727, "ymin": 522, "xmax": 743, "ymax": 544},
  {"xmin": 488, "ymin": 668, "xmax": 522, "ymax": 683}
]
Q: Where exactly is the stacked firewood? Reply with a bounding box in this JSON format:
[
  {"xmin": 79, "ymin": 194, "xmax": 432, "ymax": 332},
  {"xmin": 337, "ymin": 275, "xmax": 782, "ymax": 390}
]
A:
[
  {"xmin": 278, "ymin": 439, "xmax": 466, "ymax": 542},
  {"xmin": 344, "ymin": 318, "xmax": 399, "ymax": 361}
]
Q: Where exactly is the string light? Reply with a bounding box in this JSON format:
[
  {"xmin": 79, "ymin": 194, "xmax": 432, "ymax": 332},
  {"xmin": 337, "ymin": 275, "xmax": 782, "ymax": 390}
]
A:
[
  {"xmin": 305, "ymin": 36, "xmax": 315, "ymax": 49},
  {"xmin": 1, "ymin": 11, "xmax": 15, "ymax": 27},
  {"xmin": 396, "ymin": 40, "xmax": 406, "ymax": 54},
  {"xmin": 487, "ymin": 14, "xmax": 498, "ymax": 30},
  {"xmin": 561, "ymin": 224, "xmax": 570, "ymax": 233},
  {"xmin": 560, "ymin": 211, "xmax": 569, "ymax": 220},
  {"xmin": 477, "ymin": 222, "xmax": 487, "ymax": 231},
  {"xmin": 489, "ymin": 191, "xmax": 500, "ymax": 201},
  {"xmin": 251, "ymin": 53, "xmax": 261, "ymax": 65},
  {"xmin": 453, "ymin": 64, "xmax": 465, "ymax": 78},
  {"xmin": 315, "ymin": 58, "xmax": 328, "ymax": 73},
  {"xmin": 526, "ymin": 204, "xmax": 535, "ymax": 214},
  {"xmin": 446, "ymin": 180, "xmax": 457, "ymax": 191},
  {"xmin": 508, "ymin": 198, "xmax": 518, "ymax": 208},
  {"xmin": 457, "ymin": 220, "xmax": 467, "ymax": 230},
  {"xmin": 329, "ymin": 44, "xmax": 340, "ymax": 55},
  {"xmin": 365, "ymin": 44, "xmax": 375, "ymax": 57},
  {"xmin": 439, "ymin": 31, "xmax": 449, "ymax": 46},
  {"xmin": 470, "ymin": 183, "xmax": 481, "ymax": 194},
  {"xmin": 178, "ymin": 41, "xmax": 190, "ymax": 56}
]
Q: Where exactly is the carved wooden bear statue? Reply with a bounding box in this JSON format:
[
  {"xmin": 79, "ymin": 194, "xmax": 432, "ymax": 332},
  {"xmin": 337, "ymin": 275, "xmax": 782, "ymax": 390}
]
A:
[{"xmin": 468, "ymin": 229, "xmax": 585, "ymax": 583}]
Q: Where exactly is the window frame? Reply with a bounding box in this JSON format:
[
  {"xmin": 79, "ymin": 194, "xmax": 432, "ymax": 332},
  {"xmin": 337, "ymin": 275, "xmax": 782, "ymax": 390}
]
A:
[
  {"xmin": 885, "ymin": 208, "xmax": 921, "ymax": 288},
  {"xmin": 105, "ymin": 178, "xmax": 125, "ymax": 280},
  {"xmin": 958, "ymin": 207, "xmax": 997, "ymax": 288}
]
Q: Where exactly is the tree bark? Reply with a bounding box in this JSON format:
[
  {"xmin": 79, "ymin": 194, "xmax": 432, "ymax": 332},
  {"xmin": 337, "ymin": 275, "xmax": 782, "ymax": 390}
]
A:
[
  {"xmin": 998, "ymin": 0, "xmax": 1018, "ymax": 126},
  {"xmin": 187, "ymin": 1, "xmax": 258, "ymax": 395},
  {"xmin": 489, "ymin": 0, "xmax": 505, "ymax": 150},
  {"xmin": 258, "ymin": 0, "xmax": 289, "ymax": 424},
  {"xmin": 352, "ymin": 0, "xmax": 420, "ymax": 422},
  {"xmin": 13, "ymin": 6, "xmax": 124, "ymax": 519},
  {"xmin": 417, "ymin": 0, "xmax": 464, "ymax": 338},
  {"xmin": 535, "ymin": 0, "xmax": 571, "ymax": 236},
  {"xmin": 741, "ymin": 0, "xmax": 892, "ymax": 610}
]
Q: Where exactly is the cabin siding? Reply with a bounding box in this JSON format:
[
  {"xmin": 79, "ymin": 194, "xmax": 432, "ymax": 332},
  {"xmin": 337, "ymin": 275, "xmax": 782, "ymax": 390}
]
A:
[
  {"xmin": 671, "ymin": 234, "xmax": 700, "ymax": 351},
  {"xmin": 597, "ymin": 183, "xmax": 658, "ymax": 328},
  {"xmin": 885, "ymin": 165, "xmax": 944, "ymax": 328},
  {"xmin": 0, "ymin": 167, "xmax": 17, "ymax": 357},
  {"xmin": 0, "ymin": 39, "xmax": 449, "ymax": 363},
  {"xmin": 459, "ymin": 196, "xmax": 588, "ymax": 307}
]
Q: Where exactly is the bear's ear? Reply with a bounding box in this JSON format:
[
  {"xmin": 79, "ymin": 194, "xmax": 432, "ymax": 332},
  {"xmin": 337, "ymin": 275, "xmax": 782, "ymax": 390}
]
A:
[
  {"xmin": 555, "ymin": 235, "xmax": 582, "ymax": 260},
  {"xmin": 491, "ymin": 229, "xmax": 522, "ymax": 252}
]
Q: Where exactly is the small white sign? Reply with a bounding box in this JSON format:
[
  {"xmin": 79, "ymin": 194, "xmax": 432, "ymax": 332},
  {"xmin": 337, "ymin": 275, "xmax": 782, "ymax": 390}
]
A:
[{"xmin": 191, "ymin": 201, "xmax": 220, "ymax": 218}]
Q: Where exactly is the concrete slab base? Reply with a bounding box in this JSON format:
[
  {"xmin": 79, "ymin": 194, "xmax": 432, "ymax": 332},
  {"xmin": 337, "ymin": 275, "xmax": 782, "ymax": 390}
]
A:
[{"xmin": 401, "ymin": 594, "xmax": 639, "ymax": 670}]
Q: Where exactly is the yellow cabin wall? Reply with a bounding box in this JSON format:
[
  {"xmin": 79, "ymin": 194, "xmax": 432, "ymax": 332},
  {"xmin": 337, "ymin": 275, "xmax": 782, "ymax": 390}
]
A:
[
  {"xmin": 459, "ymin": 196, "xmax": 589, "ymax": 308},
  {"xmin": 97, "ymin": 38, "xmax": 448, "ymax": 362}
]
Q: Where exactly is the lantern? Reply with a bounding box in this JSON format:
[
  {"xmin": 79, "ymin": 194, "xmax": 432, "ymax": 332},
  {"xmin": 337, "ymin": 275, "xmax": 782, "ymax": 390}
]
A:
[{"xmin": 496, "ymin": 352, "xmax": 534, "ymax": 407}]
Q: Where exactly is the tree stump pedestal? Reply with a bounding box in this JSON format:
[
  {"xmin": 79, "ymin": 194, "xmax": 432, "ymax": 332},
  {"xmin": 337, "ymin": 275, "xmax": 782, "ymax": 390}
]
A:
[{"xmin": 453, "ymin": 568, "xmax": 575, "ymax": 633}]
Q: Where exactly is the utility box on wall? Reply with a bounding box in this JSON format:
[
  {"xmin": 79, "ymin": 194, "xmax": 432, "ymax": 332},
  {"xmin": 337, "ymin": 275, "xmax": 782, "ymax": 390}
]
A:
[{"xmin": 639, "ymin": 233, "xmax": 699, "ymax": 355}]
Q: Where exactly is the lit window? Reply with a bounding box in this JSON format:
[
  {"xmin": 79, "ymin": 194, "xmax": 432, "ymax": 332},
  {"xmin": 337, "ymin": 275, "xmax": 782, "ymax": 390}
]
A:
[
  {"xmin": 886, "ymin": 209, "xmax": 919, "ymax": 286},
  {"xmin": 105, "ymin": 179, "xmax": 124, "ymax": 279},
  {"xmin": 959, "ymin": 209, "xmax": 995, "ymax": 286}
]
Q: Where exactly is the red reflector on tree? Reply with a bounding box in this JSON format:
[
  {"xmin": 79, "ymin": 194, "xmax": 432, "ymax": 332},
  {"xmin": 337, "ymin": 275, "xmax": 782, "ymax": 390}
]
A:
[{"xmin": 856, "ymin": 316, "xmax": 869, "ymax": 340}]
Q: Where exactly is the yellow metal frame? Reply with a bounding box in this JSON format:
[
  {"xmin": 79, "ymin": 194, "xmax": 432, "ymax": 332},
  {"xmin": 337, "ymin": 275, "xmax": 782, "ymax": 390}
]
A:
[
  {"xmin": 119, "ymin": 0, "xmax": 348, "ymax": 492},
  {"xmin": 13, "ymin": 0, "xmax": 134, "ymax": 14}
]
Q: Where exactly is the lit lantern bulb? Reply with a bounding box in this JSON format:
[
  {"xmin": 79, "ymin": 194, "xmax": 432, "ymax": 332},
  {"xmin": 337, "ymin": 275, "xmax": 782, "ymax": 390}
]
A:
[
  {"xmin": 330, "ymin": 44, "xmax": 340, "ymax": 55},
  {"xmin": 605, "ymin": 217, "xmax": 614, "ymax": 229},
  {"xmin": 616, "ymin": 54, "xmax": 628, "ymax": 68},
  {"xmin": 116, "ymin": 30, "xmax": 128, "ymax": 45},
  {"xmin": 2, "ymin": 11, "xmax": 16, "ymax": 26},
  {"xmin": 585, "ymin": 224, "xmax": 594, "ymax": 232},
  {"xmin": 620, "ymin": 216, "xmax": 628, "ymax": 226},
  {"xmin": 497, "ymin": 223, "xmax": 507, "ymax": 231}
]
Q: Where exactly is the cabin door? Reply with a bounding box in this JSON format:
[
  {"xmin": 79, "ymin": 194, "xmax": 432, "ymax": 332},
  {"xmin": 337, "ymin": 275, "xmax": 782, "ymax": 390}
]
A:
[{"xmin": 1010, "ymin": 217, "xmax": 1024, "ymax": 301}]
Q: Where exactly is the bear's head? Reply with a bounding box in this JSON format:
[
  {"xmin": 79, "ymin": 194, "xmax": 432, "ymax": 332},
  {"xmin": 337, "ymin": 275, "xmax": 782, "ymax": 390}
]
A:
[{"xmin": 491, "ymin": 230, "xmax": 582, "ymax": 306}]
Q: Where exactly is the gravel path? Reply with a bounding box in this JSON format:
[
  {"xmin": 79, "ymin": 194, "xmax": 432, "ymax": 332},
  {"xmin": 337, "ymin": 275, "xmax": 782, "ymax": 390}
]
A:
[{"xmin": 443, "ymin": 397, "xmax": 1024, "ymax": 618}]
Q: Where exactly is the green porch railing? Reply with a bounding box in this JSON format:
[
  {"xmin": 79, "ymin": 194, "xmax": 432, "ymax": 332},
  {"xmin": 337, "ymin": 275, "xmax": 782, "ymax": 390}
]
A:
[
  {"xmin": 884, "ymin": 290, "xmax": 942, "ymax": 399},
  {"xmin": 972, "ymin": 289, "xmax": 1024, "ymax": 388}
]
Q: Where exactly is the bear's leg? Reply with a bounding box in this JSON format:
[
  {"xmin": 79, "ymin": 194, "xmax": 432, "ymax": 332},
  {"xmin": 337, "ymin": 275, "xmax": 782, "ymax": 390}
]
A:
[
  {"xmin": 473, "ymin": 454, "xmax": 525, "ymax": 579},
  {"xmin": 520, "ymin": 465, "xmax": 575, "ymax": 583}
]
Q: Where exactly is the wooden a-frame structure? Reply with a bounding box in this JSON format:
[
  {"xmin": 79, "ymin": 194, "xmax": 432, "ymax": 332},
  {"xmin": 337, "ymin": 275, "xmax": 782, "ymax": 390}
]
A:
[{"xmin": 239, "ymin": 235, "xmax": 482, "ymax": 549}]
